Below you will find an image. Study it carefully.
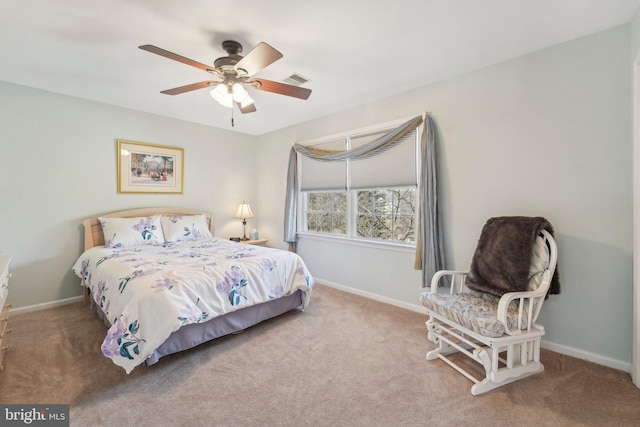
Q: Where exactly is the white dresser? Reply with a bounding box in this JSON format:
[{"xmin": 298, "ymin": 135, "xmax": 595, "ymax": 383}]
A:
[{"xmin": 0, "ymin": 255, "xmax": 12, "ymax": 372}]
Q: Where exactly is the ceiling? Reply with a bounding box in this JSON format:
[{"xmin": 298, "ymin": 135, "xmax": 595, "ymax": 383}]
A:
[{"xmin": 1, "ymin": 0, "xmax": 639, "ymax": 136}]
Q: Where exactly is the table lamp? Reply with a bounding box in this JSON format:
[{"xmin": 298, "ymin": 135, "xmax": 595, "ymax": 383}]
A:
[{"xmin": 235, "ymin": 201, "xmax": 254, "ymax": 241}]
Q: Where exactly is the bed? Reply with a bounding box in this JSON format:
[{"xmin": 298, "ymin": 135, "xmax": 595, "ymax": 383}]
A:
[{"xmin": 72, "ymin": 207, "xmax": 314, "ymax": 373}]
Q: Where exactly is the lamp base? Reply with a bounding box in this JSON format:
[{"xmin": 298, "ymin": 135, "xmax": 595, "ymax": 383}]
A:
[{"xmin": 241, "ymin": 219, "xmax": 249, "ymax": 241}]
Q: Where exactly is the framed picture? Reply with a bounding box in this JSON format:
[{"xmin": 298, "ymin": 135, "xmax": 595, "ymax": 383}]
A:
[{"xmin": 117, "ymin": 140, "xmax": 184, "ymax": 194}]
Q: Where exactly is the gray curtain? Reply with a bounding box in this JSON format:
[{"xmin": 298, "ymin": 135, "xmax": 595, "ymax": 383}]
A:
[
  {"xmin": 414, "ymin": 114, "xmax": 445, "ymax": 287},
  {"xmin": 293, "ymin": 116, "xmax": 423, "ymax": 161},
  {"xmin": 284, "ymin": 114, "xmax": 444, "ymax": 285},
  {"xmin": 284, "ymin": 147, "xmax": 298, "ymax": 252}
]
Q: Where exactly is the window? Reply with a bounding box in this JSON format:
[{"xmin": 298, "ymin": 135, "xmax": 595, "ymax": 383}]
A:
[
  {"xmin": 299, "ymin": 119, "xmax": 419, "ymax": 245},
  {"xmin": 302, "ymin": 187, "xmax": 415, "ymax": 244},
  {"xmin": 305, "ymin": 191, "xmax": 347, "ymax": 234},
  {"xmin": 356, "ymin": 188, "xmax": 415, "ymax": 242}
]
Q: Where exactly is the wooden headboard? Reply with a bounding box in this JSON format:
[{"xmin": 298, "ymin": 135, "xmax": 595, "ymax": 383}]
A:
[{"xmin": 82, "ymin": 207, "xmax": 214, "ymax": 251}]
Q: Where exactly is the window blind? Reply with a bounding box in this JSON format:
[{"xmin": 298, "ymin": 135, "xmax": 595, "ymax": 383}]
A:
[
  {"xmin": 300, "ymin": 138, "xmax": 346, "ymax": 191},
  {"xmin": 349, "ymin": 127, "xmax": 418, "ymax": 189}
]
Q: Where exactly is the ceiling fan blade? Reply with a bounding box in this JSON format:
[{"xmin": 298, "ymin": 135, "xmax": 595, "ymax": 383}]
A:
[
  {"xmin": 251, "ymin": 79, "xmax": 312, "ymax": 100},
  {"xmin": 237, "ymin": 102, "xmax": 257, "ymax": 114},
  {"xmin": 235, "ymin": 42, "xmax": 283, "ymax": 76},
  {"xmin": 139, "ymin": 44, "xmax": 214, "ymax": 73},
  {"xmin": 160, "ymin": 81, "xmax": 218, "ymax": 95}
]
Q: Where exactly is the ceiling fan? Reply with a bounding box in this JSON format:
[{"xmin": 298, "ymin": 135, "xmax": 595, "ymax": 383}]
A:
[{"xmin": 139, "ymin": 40, "xmax": 312, "ymax": 115}]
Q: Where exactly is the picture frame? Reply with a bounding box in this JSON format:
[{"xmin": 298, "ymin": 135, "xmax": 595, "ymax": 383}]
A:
[{"xmin": 117, "ymin": 140, "xmax": 184, "ymax": 194}]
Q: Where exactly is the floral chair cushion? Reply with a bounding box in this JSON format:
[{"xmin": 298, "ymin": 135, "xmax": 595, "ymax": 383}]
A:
[
  {"xmin": 528, "ymin": 236, "xmax": 550, "ymax": 290},
  {"xmin": 421, "ymin": 292, "xmax": 532, "ymax": 337},
  {"xmin": 421, "ymin": 236, "xmax": 550, "ymax": 338}
]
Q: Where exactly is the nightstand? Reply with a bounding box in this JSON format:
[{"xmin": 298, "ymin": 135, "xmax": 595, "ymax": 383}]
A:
[{"xmin": 243, "ymin": 239, "xmax": 268, "ymax": 246}]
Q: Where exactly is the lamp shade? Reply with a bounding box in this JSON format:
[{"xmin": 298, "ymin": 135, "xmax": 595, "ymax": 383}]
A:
[
  {"xmin": 232, "ymin": 83, "xmax": 254, "ymax": 108},
  {"xmin": 235, "ymin": 202, "xmax": 254, "ymax": 219},
  {"xmin": 210, "ymin": 84, "xmax": 233, "ymax": 108}
]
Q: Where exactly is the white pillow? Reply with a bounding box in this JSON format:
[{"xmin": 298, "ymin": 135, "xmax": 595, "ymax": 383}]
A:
[
  {"xmin": 99, "ymin": 215, "xmax": 164, "ymax": 248},
  {"xmin": 161, "ymin": 214, "xmax": 213, "ymax": 242}
]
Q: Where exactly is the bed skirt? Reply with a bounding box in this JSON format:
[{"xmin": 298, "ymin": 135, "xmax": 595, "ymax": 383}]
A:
[{"xmin": 90, "ymin": 290, "xmax": 304, "ymax": 366}]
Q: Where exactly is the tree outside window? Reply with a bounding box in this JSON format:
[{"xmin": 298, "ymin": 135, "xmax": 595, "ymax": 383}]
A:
[
  {"xmin": 356, "ymin": 188, "xmax": 415, "ymax": 243},
  {"xmin": 305, "ymin": 191, "xmax": 347, "ymax": 235}
]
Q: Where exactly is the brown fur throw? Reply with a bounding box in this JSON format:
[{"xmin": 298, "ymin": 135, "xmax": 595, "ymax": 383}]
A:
[{"xmin": 465, "ymin": 216, "xmax": 560, "ymax": 298}]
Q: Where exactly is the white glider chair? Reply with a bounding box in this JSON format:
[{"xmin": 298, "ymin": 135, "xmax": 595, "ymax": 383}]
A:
[{"xmin": 420, "ymin": 217, "xmax": 558, "ymax": 395}]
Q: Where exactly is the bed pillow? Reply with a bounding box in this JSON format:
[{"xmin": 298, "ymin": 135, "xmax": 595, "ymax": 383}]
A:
[
  {"xmin": 99, "ymin": 215, "xmax": 164, "ymax": 248},
  {"xmin": 161, "ymin": 214, "xmax": 213, "ymax": 242}
]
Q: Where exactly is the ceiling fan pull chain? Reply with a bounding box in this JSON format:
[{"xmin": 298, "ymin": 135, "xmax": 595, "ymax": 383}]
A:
[{"xmin": 231, "ymin": 106, "xmax": 235, "ymax": 127}]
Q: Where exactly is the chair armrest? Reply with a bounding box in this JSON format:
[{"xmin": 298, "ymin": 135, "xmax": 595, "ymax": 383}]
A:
[
  {"xmin": 496, "ymin": 270, "xmax": 551, "ymax": 335},
  {"xmin": 429, "ymin": 270, "xmax": 469, "ymax": 294}
]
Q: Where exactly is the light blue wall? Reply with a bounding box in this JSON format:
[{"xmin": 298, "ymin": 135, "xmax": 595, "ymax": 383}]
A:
[
  {"xmin": 0, "ymin": 82, "xmax": 259, "ymax": 309},
  {"xmin": 256, "ymin": 25, "xmax": 633, "ymax": 367},
  {"xmin": 0, "ymin": 23, "xmax": 634, "ymax": 370}
]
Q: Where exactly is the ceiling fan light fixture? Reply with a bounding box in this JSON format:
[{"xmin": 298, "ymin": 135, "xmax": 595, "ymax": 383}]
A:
[
  {"xmin": 210, "ymin": 84, "xmax": 233, "ymax": 108},
  {"xmin": 231, "ymin": 83, "xmax": 255, "ymax": 108},
  {"xmin": 239, "ymin": 97, "xmax": 255, "ymax": 108}
]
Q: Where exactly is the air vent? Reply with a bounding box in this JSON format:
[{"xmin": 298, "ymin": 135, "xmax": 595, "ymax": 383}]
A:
[{"xmin": 283, "ymin": 73, "xmax": 310, "ymax": 86}]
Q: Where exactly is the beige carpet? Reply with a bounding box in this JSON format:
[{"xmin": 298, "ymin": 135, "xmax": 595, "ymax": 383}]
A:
[{"xmin": 1, "ymin": 284, "xmax": 639, "ymax": 426}]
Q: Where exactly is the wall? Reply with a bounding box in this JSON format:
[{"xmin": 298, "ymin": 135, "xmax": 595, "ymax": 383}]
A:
[
  {"xmin": 0, "ymin": 23, "xmax": 633, "ymax": 371},
  {"xmin": 256, "ymin": 25, "xmax": 633, "ymax": 368},
  {"xmin": 0, "ymin": 82, "xmax": 258, "ymax": 309}
]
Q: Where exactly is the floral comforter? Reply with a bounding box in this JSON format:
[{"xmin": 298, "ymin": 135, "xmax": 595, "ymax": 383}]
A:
[{"xmin": 71, "ymin": 238, "xmax": 314, "ymax": 373}]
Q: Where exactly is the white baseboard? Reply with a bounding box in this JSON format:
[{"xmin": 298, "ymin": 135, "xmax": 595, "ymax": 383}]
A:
[
  {"xmin": 316, "ymin": 278, "xmax": 631, "ymax": 374},
  {"xmin": 9, "ymin": 295, "xmax": 84, "ymax": 315},
  {"xmin": 318, "ymin": 279, "xmax": 430, "ymax": 315},
  {"xmin": 540, "ymin": 340, "xmax": 631, "ymax": 373}
]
